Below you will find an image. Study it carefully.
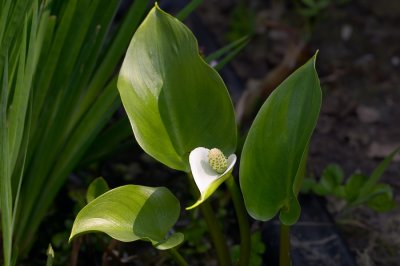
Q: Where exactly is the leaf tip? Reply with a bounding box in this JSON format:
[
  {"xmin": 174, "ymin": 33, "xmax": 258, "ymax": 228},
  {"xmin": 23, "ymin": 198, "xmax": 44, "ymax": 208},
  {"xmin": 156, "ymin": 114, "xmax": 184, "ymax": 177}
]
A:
[
  {"xmin": 312, "ymin": 50, "xmax": 319, "ymax": 67},
  {"xmin": 68, "ymin": 233, "xmax": 75, "ymax": 244}
]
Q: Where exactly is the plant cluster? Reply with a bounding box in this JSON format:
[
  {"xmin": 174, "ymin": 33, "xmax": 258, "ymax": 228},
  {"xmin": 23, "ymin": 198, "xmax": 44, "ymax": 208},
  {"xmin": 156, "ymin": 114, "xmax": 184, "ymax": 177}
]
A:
[
  {"xmin": 68, "ymin": 4, "xmax": 322, "ymax": 265},
  {"xmin": 0, "ymin": 0, "xmax": 149, "ymax": 265},
  {"xmin": 303, "ymin": 147, "xmax": 400, "ymax": 215},
  {"xmin": 3, "ymin": 1, "xmax": 397, "ymax": 265}
]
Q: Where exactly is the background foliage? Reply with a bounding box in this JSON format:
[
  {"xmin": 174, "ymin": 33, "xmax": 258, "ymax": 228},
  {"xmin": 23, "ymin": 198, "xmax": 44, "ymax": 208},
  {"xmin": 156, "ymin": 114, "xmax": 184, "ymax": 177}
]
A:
[{"xmin": 1, "ymin": 0, "xmax": 148, "ymax": 264}]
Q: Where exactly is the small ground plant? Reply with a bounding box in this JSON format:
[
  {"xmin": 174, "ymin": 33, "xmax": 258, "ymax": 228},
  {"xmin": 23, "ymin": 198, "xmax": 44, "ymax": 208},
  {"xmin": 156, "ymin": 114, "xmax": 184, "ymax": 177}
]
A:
[
  {"xmin": 69, "ymin": 4, "xmax": 322, "ymax": 265},
  {"xmin": 303, "ymin": 147, "xmax": 400, "ymax": 215}
]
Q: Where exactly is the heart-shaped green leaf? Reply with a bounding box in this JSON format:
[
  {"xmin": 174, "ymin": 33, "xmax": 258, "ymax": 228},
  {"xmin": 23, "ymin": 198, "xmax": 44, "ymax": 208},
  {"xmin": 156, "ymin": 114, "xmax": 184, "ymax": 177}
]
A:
[
  {"xmin": 70, "ymin": 185, "xmax": 183, "ymax": 249},
  {"xmin": 118, "ymin": 4, "xmax": 237, "ymax": 172},
  {"xmin": 239, "ymin": 54, "xmax": 322, "ymax": 225}
]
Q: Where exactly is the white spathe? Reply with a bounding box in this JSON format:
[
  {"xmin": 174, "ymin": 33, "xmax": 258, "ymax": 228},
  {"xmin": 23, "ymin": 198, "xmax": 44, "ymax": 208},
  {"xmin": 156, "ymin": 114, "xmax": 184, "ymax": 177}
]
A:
[{"xmin": 187, "ymin": 147, "xmax": 236, "ymax": 210}]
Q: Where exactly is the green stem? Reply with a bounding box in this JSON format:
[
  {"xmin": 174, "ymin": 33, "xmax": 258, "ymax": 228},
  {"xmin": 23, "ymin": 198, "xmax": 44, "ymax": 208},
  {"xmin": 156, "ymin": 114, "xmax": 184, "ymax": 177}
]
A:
[
  {"xmin": 226, "ymin": 177, "xmax": 251, "ymax": 266},
  {"xmin": 168, "ymin": 248, "xmax": 189, "ymax": 266},
  {"xmin": 200, "ymin": 202, "xmax": 232, "ymax": 266},
  {"xmin": 279, "ymin": 223, "xmax": 291, "ymax": 266},
  {"xmin": 187, "ymin": 174, "xmax": 232, "ymax": 266}
]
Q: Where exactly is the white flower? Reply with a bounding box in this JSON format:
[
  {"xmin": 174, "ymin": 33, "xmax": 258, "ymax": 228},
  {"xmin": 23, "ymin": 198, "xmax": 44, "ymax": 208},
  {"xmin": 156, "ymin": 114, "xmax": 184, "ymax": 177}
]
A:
[{"xmin": 186, "ymin": 147, "xmax": 236, "ymax": 210}]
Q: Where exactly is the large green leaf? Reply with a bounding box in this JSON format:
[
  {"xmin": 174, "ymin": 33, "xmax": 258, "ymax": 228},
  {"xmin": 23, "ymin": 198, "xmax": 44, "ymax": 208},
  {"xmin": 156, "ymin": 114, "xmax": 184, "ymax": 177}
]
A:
[
  {"xmin": 239, "ymin": 54, "xmax": 321, "ymax": 225},
  {"xmin": 70, "ymin": 185, "xmax": 183, "ymax": 249},
  {"xmin": 118, "ymin": 4, "xmax": 237, "ymax": 172}
]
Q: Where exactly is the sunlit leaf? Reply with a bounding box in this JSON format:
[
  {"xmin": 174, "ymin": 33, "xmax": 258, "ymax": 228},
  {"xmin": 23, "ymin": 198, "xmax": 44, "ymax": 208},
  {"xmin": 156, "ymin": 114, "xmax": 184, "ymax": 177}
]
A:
[
  {"xmin": 70, "ymin": 185, "xmax": 183, "ymax": 249},
  {"xmin": 240, "ymin": 54, "xmax": 321, "ymax": 225},
  {"xmin": 118, "ymin": 4, "xmax": 237, "ymax": 172}
]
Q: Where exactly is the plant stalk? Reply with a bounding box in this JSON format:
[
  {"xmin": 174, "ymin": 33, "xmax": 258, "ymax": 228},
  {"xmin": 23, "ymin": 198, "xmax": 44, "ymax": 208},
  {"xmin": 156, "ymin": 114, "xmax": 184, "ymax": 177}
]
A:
[
  {"xmin": 187, "ymin": 174, "xmax": 232, "ymax": 266},
  {"xmin": 226, "ymin": 177, "xmax": 251, "ymax": 266},
  {"xmin": 279, "ymin": 223, "xmax": 291, "ymax": 266},
  {"xmin": 200, "ymin": 202, "xmax": 232, "ymax": 266},
  {"xmin": 168, "ymin": 248, "xmax": 188, "ymax": 266}
]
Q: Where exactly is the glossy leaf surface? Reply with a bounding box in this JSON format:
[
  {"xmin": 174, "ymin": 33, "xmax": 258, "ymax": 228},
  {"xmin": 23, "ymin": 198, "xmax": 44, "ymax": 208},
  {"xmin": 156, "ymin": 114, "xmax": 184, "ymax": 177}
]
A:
[
  {"xmin": 118, "ymin": 5, "xmax": 236, "ymax": 172},
  {"xmin": 70, "ymin": 185, "xmax": 182, "ymax": 249},
  {"xmin": 240, "ymin": 54, "xmax": 321, "ymax": 225}
]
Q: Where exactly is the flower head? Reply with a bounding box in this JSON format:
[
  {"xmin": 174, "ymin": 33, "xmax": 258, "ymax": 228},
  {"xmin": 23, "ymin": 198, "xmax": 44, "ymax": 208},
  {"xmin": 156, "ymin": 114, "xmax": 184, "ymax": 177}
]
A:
[
  {"xmin": 186, "ymin": 147, "xmax": 236, "ymax": 210},
  {"xmin": 208, "ymin": 148, "xmax": 228, "ymax": 174}
]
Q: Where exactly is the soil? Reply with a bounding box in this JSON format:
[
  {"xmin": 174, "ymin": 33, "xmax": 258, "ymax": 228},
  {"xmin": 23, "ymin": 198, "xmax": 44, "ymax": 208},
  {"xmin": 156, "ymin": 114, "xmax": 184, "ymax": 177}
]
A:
[{"xmin": 196, "ymin": 0, "xmax": 400, "ymax": 265}]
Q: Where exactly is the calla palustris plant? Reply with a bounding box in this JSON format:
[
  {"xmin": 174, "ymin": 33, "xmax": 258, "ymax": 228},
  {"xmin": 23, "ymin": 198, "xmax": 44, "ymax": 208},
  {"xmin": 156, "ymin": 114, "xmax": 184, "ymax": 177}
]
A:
[{"xmin": 70, "ymin": 3, "xmax": 323, "ymax": 264}]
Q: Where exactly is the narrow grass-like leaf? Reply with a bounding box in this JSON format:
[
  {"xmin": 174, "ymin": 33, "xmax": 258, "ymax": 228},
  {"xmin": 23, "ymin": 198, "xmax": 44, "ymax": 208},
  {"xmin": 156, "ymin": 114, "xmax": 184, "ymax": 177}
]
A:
[
  {"xmin": 11, "ymin": 102, "xmax": 31, "ymax": 232},
  {"xmin": 8, "ymin": 16, "xmax": 27, "ymax": 175},
  {"xmin": 0, "ymin": 0, "xmax": 30, "ymax": 72},
  {"xmin": 205, "ymin": 35, "xmax": 249, "ymax": 63},
  {"xmin": 14, "ymin": 0, "xmax": 136, "ymax": 253},
  {"xmin": 80, "ymin": 116, "xmax": 133, "ymax": 166},
  {"xmin": 359, "ymin": 147, "xmax": 400, "ymax": 197},
  {"xmin": 240, "ymin": 54, "xmax": 321, "ymax": 225},
  {"xmin": 73, "ymin": 0, "xmax": 148, "ymax": 124},
  {"xmin": 30, "ymin": 0, "xmax": 77, "ymax": 133},
  {"xmin": 204, "ymin": 35, "xmax": 250, "ymax": 71},
  {"xmin": 1, "ymin": 52, "xmax": 12, "ymax": 266},
  {"xmin": 1, "ymin": 2, "xmax": 42, "ymax": 264},
  {"xmin": 18, "ymin": 79, "xmax": 120, "ymax": 251},
  {"xmin": 14, "ymin": 0, "xmax": 85, "ymax": 250},
  {"xmin": 213, "ymin": 37, "xmax": 249, "ymax": 71},
  {"xmin": 176, "ymin": 0, "xmax": 204, "ymax": 21},
  {"xmin": 8, "ymin": 1, "xmax": 41, "ymax": 176}
]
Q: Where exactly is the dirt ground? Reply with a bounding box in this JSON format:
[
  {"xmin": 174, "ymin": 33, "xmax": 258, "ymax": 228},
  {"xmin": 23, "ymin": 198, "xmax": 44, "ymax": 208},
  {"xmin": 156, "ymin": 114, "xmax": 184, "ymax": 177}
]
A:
[{"xmin": 197, "ymin": 0, "xmax": 400, "ymax": 265}]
